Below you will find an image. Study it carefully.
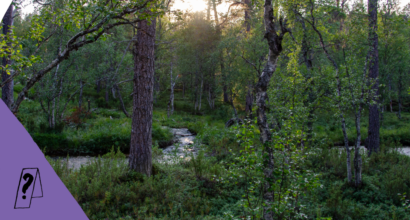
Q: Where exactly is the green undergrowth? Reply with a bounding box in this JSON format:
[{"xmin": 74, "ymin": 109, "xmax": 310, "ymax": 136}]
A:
[
  {"xmin": 35, "ymin": 116, "xmax": 173, "ymax": 155},
  {"xmin": 304, "ymin": 141, "xmax": 410, "ymax": 219},
  {"xmin": 47, "ymin": 147, "xmax": 247, "ymax": 220},
  {"xmin": 314, "ymin": 111, "xmax": 410, "ymax": 146},
  {"xmin": 29, "ymin": 105, "xmax": 228, "ymax": 155}
]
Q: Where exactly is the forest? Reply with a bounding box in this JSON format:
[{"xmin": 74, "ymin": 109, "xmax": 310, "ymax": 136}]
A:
[{"xmin": 1, "ymin": 0, "xmax": 410, "ymax": 219}]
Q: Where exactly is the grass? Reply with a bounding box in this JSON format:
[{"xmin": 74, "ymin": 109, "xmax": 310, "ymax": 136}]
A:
[
  {"xmin": 304, "ymin": 141, "xmax": 410, "ymax": 219},
  {"xmin": 313, "ymin": 110, "xmax": 410, "ymax": 146},
  {"xmin": 9, "ymin": 87, "xmax": 410, "ymax": 219},
  {"xmin": 47, "ymin": 146, "xmax": 243, "ymax": 220}
]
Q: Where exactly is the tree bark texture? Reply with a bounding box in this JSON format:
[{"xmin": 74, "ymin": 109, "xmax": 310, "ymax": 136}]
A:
[
  {"xmin": 367, "ymin": 0, "xmax": 380, "ymax": 156},
  {"xmin": 2, "ymin": 4, "xmax": 14, "ymax": 109},
  {"xmin": 79, "ymin": 79, "xmax": 84, "ymax": 109},
  {"xmin": 167, "ymin": 61, "xmax": 177, "ymax": 117},
  {"xmin": 244, "ymin": 0, "xmax": 251, "ymax": 32},
  {"xmin": 129, "ymin": 17, "xmax": 156, "ymax": 177},
  {"xmin": 255, "ymin": 1, "xmax": 288, "ymax": 219},
  {"xmin": 245, "ymin": 84, "xmax": 253, "ymax": 115}
]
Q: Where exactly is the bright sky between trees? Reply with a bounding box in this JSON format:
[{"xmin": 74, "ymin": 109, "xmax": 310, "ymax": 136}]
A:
[
  {"xmin": 20, "ymin": 0, "xmax": 232, "ymax": 16},
  {"xmin": 15, "ymin": 0, "xmax": 410, "ymax": 19}
]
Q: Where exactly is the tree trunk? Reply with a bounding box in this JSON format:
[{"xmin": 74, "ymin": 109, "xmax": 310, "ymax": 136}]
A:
[
  {"xmin": 112, "ymin": 86, "xmax": 116, "ymax": 99},
  {"xmin": 255, "ymin": 1, "xmax": 288, "ymax": 219},
  {"xmin": 388, "ymin": 77, "xmax": 393, "ymax": 112},
  {"xmin": 245, "ymin": 83, "xmax": 253, "ymax": 116},
  {"xmin": 354, "ymin": 112, "xmax": 362, "ymax": 187},
  {"xmin": 182, "ymin": 82, "xmax": 185, "ymax": 98},
  {"xmin": 51, "ymin": 63, "xmax": 60, "ymax": 129},
  {"xmin": 212, "ymin": 0, "xmax": 219, "ymax": 26},
  {"xmin": 79, "ymin": 80, "xmax": 84, "ymax": 109},
  {"xmin": 198, "ymin": 77, "xmax": 203, "ymax": 111},
  {"xmin": 244, "ymin": 0, "xmax": 251, "ymax": 32},
  {"xmin": 230, "ymin": 93, "xmax": 239, "ymax": 119},
  {"xmin": 96, "ymin": 79, "xmax": 101, "ymax": 93},
  {"xmin": 1, "ymin": 4, "xmax": 14, "ymax": 109},
  {"xmin": 301, "ymin": 19, "xmax": 315, "ymax": 144},
  {"xmin": 398, "ymin": 72, "xmax": 402, "ymax": 119},
  {"xmin": 367, "ymin": 0, "xmax": 380, "ymax": 156},
  {"xmin": 223, "ymin": 84, "xmax": 229, "ymax": 103},
  {"xmin": 105, "ymin": 81, "xmax": 109, "ymax": 104},
  {"xmin": 129, "ymin": 17, "xmax": 156, "ymax": 177},
  {"xmin": 207, "ymin": 0, "xmax": 211, "ymax": 21},
  {"xmin": 167, "ymin": 61, "xmax": 176, "ymax": 117},
  {"xmin": 115, "ymin": 84, "xmax": 130, "ymax": 118}
]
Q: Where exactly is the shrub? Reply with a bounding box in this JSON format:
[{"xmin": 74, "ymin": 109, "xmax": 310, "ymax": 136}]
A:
[
  {"xmin": 64, "ymin": 107, "xmax": 92, "ymax": 130},
  {"xmin": 14, "ymin": 83, "xmax": 24, "ymax": 93},
  {"xmin": 152, "ymin": 124, "xmax": 173, "ymax": 148},
  {"xmin": 95, "ymin": 97, "xmax": 106, "ymax": 108},
  {"xmin": 32, "ymin": 133, "xmax": 68, "ymax": 153},
  {"xmin": 97, "ymin": 109, "xmax": 122, "ymax": 119}
]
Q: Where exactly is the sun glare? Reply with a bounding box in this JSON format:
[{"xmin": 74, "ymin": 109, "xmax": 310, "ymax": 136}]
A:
[
  {"xmin": 172, "ymin": 0, "xmax": 208, "ymax": 12},
  {"xmin": 20, "ymin": 0, "xmax": 231, "ymax": 16},
  {"xmin": 172, "ymin": 0, "xmax": 231, "ymax": 14}
]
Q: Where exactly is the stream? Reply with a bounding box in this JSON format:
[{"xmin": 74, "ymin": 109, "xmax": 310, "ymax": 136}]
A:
[
  {"xmin": 50, "ymin": 128, "xmax": 410, "ymax": 170},
  {"xmin": 50, "ymin": 128, "xmax": 198, "ymax": 170}
]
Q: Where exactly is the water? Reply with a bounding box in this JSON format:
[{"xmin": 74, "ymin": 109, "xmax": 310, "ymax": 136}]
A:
[
  {"xmin": 51, "ymin": 128, "xmax": 410, "ymax": 170},
  {"xmin": 333, "ymin": 146, "xmax": 410, "ymax": 155},
  {"xmin": 50, "ymin": 128, "xmax": 198, "ymax": 170}
]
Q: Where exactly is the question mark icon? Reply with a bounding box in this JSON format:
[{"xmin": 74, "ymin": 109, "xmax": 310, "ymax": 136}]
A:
[{"xmin": 21, "ymin": 173, "xmax": 34, "ymax": 200}]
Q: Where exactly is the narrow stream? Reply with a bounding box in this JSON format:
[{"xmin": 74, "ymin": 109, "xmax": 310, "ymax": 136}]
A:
[
  {"xmin": 333, "ymin": 146, "xmax": 410, "ymax": 155},
  {"xmin": 50, "ymin": 128, "xmax": 410, "ymax": 170},
  {"xmin": 50, "ymin": 128, "xmax": 198, "ymax": 170}
]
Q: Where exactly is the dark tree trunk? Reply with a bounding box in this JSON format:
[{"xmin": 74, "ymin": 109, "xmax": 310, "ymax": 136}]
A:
[
  {"xmin": 78, "ymin": 80, "xmax": 84, "ymax": 109},
  {"xmin": 301, "ymin": 19, "xmax": 315, "ymax": 144},
  {"xmin": 388, "ymin": 76, "xmax": 393, "ymax": 112},
  {"xmin": 244, "ymin": 0, "xmax": 251, "ymax": 32},
  {"xmin": 105, "ymin": 81, "xmax": 109, "ymax": 103},
  {"xmin": 207, "ymin": 0, "xmax": 211, "ymax": 21},
  {"xmin": 223, "ymin": 84, "xmax": 229, "ymax": 103},
  {"xmin": 2, "ymin": 4, "xmax": 14, "ymax": 109},
  {"xmin": 367, "ymin": 0, "xmax": 380, "ymax": 156},
  {"xmin": 10, "ymin": 4, "xmax": 156, "ymax": 114},
  {"xmin": 212, "ymin": 0, "xmax": 219, "ymax": 26},
  {"xmin": 129, "ymin": 17, "xmax": 156, "ymax": 177},
  {"xmin": 230, "ymin": 92, "xmax": 239, "ymax": 119},
  {"xmin": 96, "ymin": 79, "xmax": 101, "ymax": 93},
  {"xmin": 245, "ymin": 84, "xmax": 253, "ymax": 116},
  {"xmin": 115, "ymin": 84, "xmax": 130, "ymax": 118},
  {"xmin": 398, "ymin": 71, "xmax": 402, "ymax": 119},
  {"xmin": 255, "ymin": 1, "xmax": 288, "ymax": 219},
  {"xmin": 182, "ymin": 82, "xmax": 185, "ymax": 98}
]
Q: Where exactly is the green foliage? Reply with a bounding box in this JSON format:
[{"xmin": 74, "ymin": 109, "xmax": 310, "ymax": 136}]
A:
[
  {"xmin": 64, "ymin": 106, "xmax": 92, "ymax": 130},
  {"xmin": 32, "ymin": 116, "xmax": 174, "ymax": 155},
  {"xmin": 48, "ymin": 153, "xmax": 237, "ymax": 219},
  {"xmin": 152, "ymin": 124, "xmax": 174, "ymax": 148},
  {"xmin": 305, "ymin": 144, "xmax": 410, "ymax": 219}
]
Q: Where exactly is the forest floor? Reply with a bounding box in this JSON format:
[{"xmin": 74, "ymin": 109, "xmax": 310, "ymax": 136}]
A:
[{"xmin": 9, "ymin": 89, "xmax": 410, "ymax": 219}]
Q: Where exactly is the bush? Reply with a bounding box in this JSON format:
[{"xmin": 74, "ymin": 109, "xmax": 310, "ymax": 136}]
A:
[
  {"xmin": 97, "ymin": 109, "xmax": 122, "ymax": 119},
  {"xmin": 152, "ymin": 124, "xmax": 173, "ymax": 148},
  {"xmin": 32, "ymin": 133, "xmax": 68, "ymax": 153},
  {"xmin": 64, "ymin": 106, "xmax": 92, "ymax": 130},
  {"xmin": 305, "ymin": 144, "xmax": 410, "ymax": 219},
  {"xmin": 95, "ymin": 97, "xmax": 106, "ymax": 108},
  {"xmin": 34, "ymin": 118, "xmax": 174, "ymax": 155},
  {"xmin": 47, "ymin": 151, "xmax": 240, "ymax": 219},
  {"xmin": 14, "ymin": 83, "xmax": 24, "ymax": 93}
]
